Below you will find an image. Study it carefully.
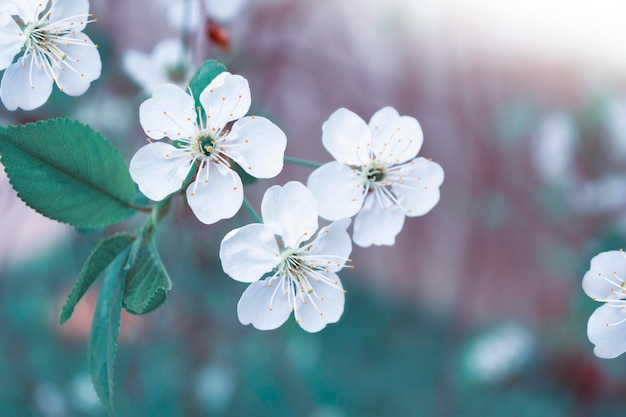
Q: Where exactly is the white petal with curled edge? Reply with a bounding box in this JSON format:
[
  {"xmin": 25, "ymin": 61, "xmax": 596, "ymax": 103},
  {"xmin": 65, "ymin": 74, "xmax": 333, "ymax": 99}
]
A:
[
  {"xmin": 0, "ymin": 13, "xmax": 23, "ymax": 71},
  {"xmin": 187, "ymin": 162, "xmax": 243, "ymax": 224},
  {"xmin": 294, "ymin": 274, "xmax": 344, "ymax": 333},
  {"xmin": 129, "ymin": 142, "xmax": 192, "ymax": 201},
  {"xmin": 395, "ymin": 157, "xmax": 444, "ymax": 217},
  {"xmin": 353, "ymin": 194, "xmax": 405, "ymax": 247},
  {"xmin": 237, "ymin": 279, "xmax": 292, "ymax": 330},
  {"xmin": 200, "ymin": 72, "xmax": 251, "ymax": 131},
  {"xmin": 54, "ymin": 33, "xmax": 102, "ymax": 96},
  {"xmin": 307, "ymin": 161, "xmax": 365, "ymax": 220},
  {"xmin": 309, "ymin": 218, "xmax": 352, "ymax": 273},
  {"xmin": 49, "ymin": 0, "xmax": 89, "ymax": 32},
  {"xmin": 0, "ymin": 56, "xmax": 53, "ymax": 111},
  {"xmin": 261, "ymin": 182, "xmax": 318, "ymax": 248},
  {"xmin": 583, "ymin": 251, "xmax": 626, "ymax": 301},
  {"xmin": 587, "ymin": 304, "xmax": 626, "ymax": 359},
  {"xmin": 322, "ymin": 108, "xmax": 371, "ymax": 166},
  {"xmin": 140, "ymin": 84, "xmax": 197, "ymax": 140},
  {"xmin": 226, "ymin": 116, "xmax": 287, "ymax": 178},
  {"xmin": 220, "ymin": 223, "xmax": 280, "ymax": 283},
  {"xmin": 369, "ymin": 107, "xmax": 423, "ymax": 164}
]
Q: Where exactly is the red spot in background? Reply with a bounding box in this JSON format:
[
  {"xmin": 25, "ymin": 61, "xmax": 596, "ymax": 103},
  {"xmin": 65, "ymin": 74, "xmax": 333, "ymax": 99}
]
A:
[{"xmin": 206, "ymin": 19, "xmax": 231, "ymax": 53}]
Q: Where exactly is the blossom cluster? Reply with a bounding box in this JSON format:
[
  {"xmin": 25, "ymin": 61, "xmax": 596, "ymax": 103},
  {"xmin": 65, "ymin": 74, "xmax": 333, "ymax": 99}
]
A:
[
  {"xmin": 124, "ymin": 69, "xmax": 444, "ymax": 331},
  {"xmin": 0, "ymin": 0, "xmax": 444, "ymax": 333}
]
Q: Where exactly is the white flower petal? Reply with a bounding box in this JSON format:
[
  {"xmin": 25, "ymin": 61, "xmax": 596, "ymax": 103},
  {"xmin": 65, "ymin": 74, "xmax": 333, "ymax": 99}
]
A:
[
  {"xmin": 0, "ymin": 56, "xmax": 54, "ymax": 111},
  {"xmin": 307, "ymin": 161, "xmax": 365, "ymax": 220},
  {"xmin": 123, "ymin": 39, "xmax": 190, "ymax": 93},
  {"xmin": 205, "ymin": 0, "xmax": 247, "ymax": 22},
  {"xmin": 49, "ymin": 0, "xmax": 89, "ymax": 32},
  {"xmin": 7, "ymin": 0, "xmax": 46, "ymax": 23},
  {"xmin": 123, "ymin": 50, "xmax": 164, "ymax": 92},
  {"xmin": 237, "ymin": 279, "xmax": 292, "ymax": 331},
  {"xmin": 54, "ymin": 33, "xmax": 101, "ymax": 96},
  {"xmin": 583, "ymin": 251, "xmax": 626, "ymax": 300},
  {"xmin": 200, "ymin": 72, "xmax": 251, "ymax": 130},
  {"xmin": 294, "ymin": 274, "xmax": 344, "ymax": 333},
  {"xmin": 152, "ymin": 39, "xmax": 191, "ymax": 85},
  {"xmin": 187, "ymin": 162, "xmax": 243, "ymax": 224},
  {"xmin": 261, "ymin": 182, "xmax": 318, "ymax": 248},
  {"xmin": 587, "ymin": 304, "xmax": 626, "ymax": 359},
  {"xmin": 139, "ymin": 84, "xmax": 197, "ymax": 140},
  {"xmin": 0, "ymin": 14, "xmax": 23, "ymax": 71},
  {"xmin": 309, "ymin": 218, "xmax": 352, "ymax": 272},
  {"xmin": 322, "ymin": 108, "xmax": 371, "ymax": 166},
  {"xmin": 226, "ymin": 116, "xmax": 287, "ymax": 178},
  {"xmin": 129, "ymin": 142, "xmax": 191, "ymax": 201},
  {"xmin": 220, "ymin": 223, "xmax": 280, "ymax": 283},
  {"xmin": 369, "ymin": 107, "xmax": 423, "ymax": 164},
  {"xmin": 152, "ymin": 38, "xmax": 187, "ymax": 68},
  {"xmin": 395, "ymin": 157, "xmax": 444, "ymax": 217},
  {"xmin": 353, "ymin": 194, "xmax": 405, "ymax": 247},
  {"xmin": 0, "ymin": 1, "xmax": 17, "ymax": 14}
]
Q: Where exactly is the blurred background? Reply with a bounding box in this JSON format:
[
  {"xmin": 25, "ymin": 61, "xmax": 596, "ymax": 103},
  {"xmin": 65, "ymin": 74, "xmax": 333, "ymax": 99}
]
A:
[{"xmin": 3, "ymin": 0, "xmax": 626, "ymax": 415}]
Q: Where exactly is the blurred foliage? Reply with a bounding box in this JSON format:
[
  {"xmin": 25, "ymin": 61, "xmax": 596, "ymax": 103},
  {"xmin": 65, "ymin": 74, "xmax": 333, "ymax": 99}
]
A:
[{"xmin": 2, "ymin": 210, "xmax": 626, "ymax": 417}]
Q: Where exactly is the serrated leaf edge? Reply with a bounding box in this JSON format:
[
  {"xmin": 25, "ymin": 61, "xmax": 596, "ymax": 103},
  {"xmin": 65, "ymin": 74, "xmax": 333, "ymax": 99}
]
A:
[
  {"xmin": 0, "ymin": 119, "xmax": 136, "ymax": 228},
  {"xmin": 122, "ymin": 237, "xmax": 172, "ymax": 315},
  {"xmin": 60, "ymin": 232, "xmax": 134, "ymax": 324}
]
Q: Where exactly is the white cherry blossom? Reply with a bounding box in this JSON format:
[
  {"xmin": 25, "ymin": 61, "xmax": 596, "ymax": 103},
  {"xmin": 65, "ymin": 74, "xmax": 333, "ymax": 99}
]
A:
[
  {"xmin": 123, "ymin": 38, "xmax": 193, "ymax": 93},
  {"xmin": 582, "ymin": 250, "xmax": 626, "ymax": 359},
  {"xmin": 129, "ymin": 72, "xmax": 287, "ymax": 224},
  {"xmin": 0, "ymin": 0, "xmax": 101, "ymax": 111},
  {"xmin": 308, "ymin": 106, "xmax": 444, "ymax": 247},
  {"xmin": 220, "ymin": 182, "xmax": 353, "ymax": 332}
]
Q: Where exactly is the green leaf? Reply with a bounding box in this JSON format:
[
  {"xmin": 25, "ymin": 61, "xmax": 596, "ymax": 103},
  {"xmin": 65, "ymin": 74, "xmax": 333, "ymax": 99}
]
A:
[
  {"xmin": 60, "ymin": 233, "xmax": 134, "ymax": 325},
  {"xmin": 0, "ymin": 119, "xmax": 137, "ymax": 228},
  {"xmin": 123, "ymin": 237, "xmax": 172, "ymax": 315},
  {"xmin": 89, "ymin": 249, "xmax": 128, "ymax": 416},
  {"xmin": 189, "ymin": 60, "xmax": 227, "ymax": 109}
]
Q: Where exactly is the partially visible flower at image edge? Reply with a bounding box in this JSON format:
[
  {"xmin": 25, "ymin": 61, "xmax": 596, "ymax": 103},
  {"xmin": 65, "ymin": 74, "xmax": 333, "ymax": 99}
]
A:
[
  {"xmin": 123, "ymin": 38, "xmax": 193, "ymax": 94},
  {"xmin": 219, "ymin": 181, "xmax": 353, "ymax": 332},
  {"xmin": 0, "ymin": 0, "xmax": 102, "ymax": 111},
  {"xmin": 307, "ymin": 106, "xmax": 444, "ymax": 247},
  {"xmin": 582, "ymin": 250, "xmax": 626, "ymax": 359},
  {"xmin": 129, "ymin": 71, "xmax": 287, "ymax": 224}
]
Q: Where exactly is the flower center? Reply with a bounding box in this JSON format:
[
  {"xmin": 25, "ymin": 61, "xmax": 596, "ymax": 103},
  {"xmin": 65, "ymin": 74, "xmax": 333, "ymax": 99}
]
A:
[
  {"xmin": 281, "ymin": 250, "xmax": 315, "ymax": 294},
  {"xmin": 197, "ymin": 134, "xmax": 216, "ymax": 157},
  {"xmin": 363, "ymin": 162, "xmax": 388, "ymax": 189},
  {"xmin": 28, "ymin": 24, "xmax": 68, "ymax": 61}
]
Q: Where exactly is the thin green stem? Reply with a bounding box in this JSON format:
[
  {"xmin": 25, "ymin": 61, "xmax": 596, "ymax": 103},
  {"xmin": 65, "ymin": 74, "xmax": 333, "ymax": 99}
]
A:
[
  {"xmin": 242, "ymin": 197, "xmax": 262, "ymax": 223},
  {"xmin": 283, "ymin": 156, "xmax": 323, "ymax": 169}
]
